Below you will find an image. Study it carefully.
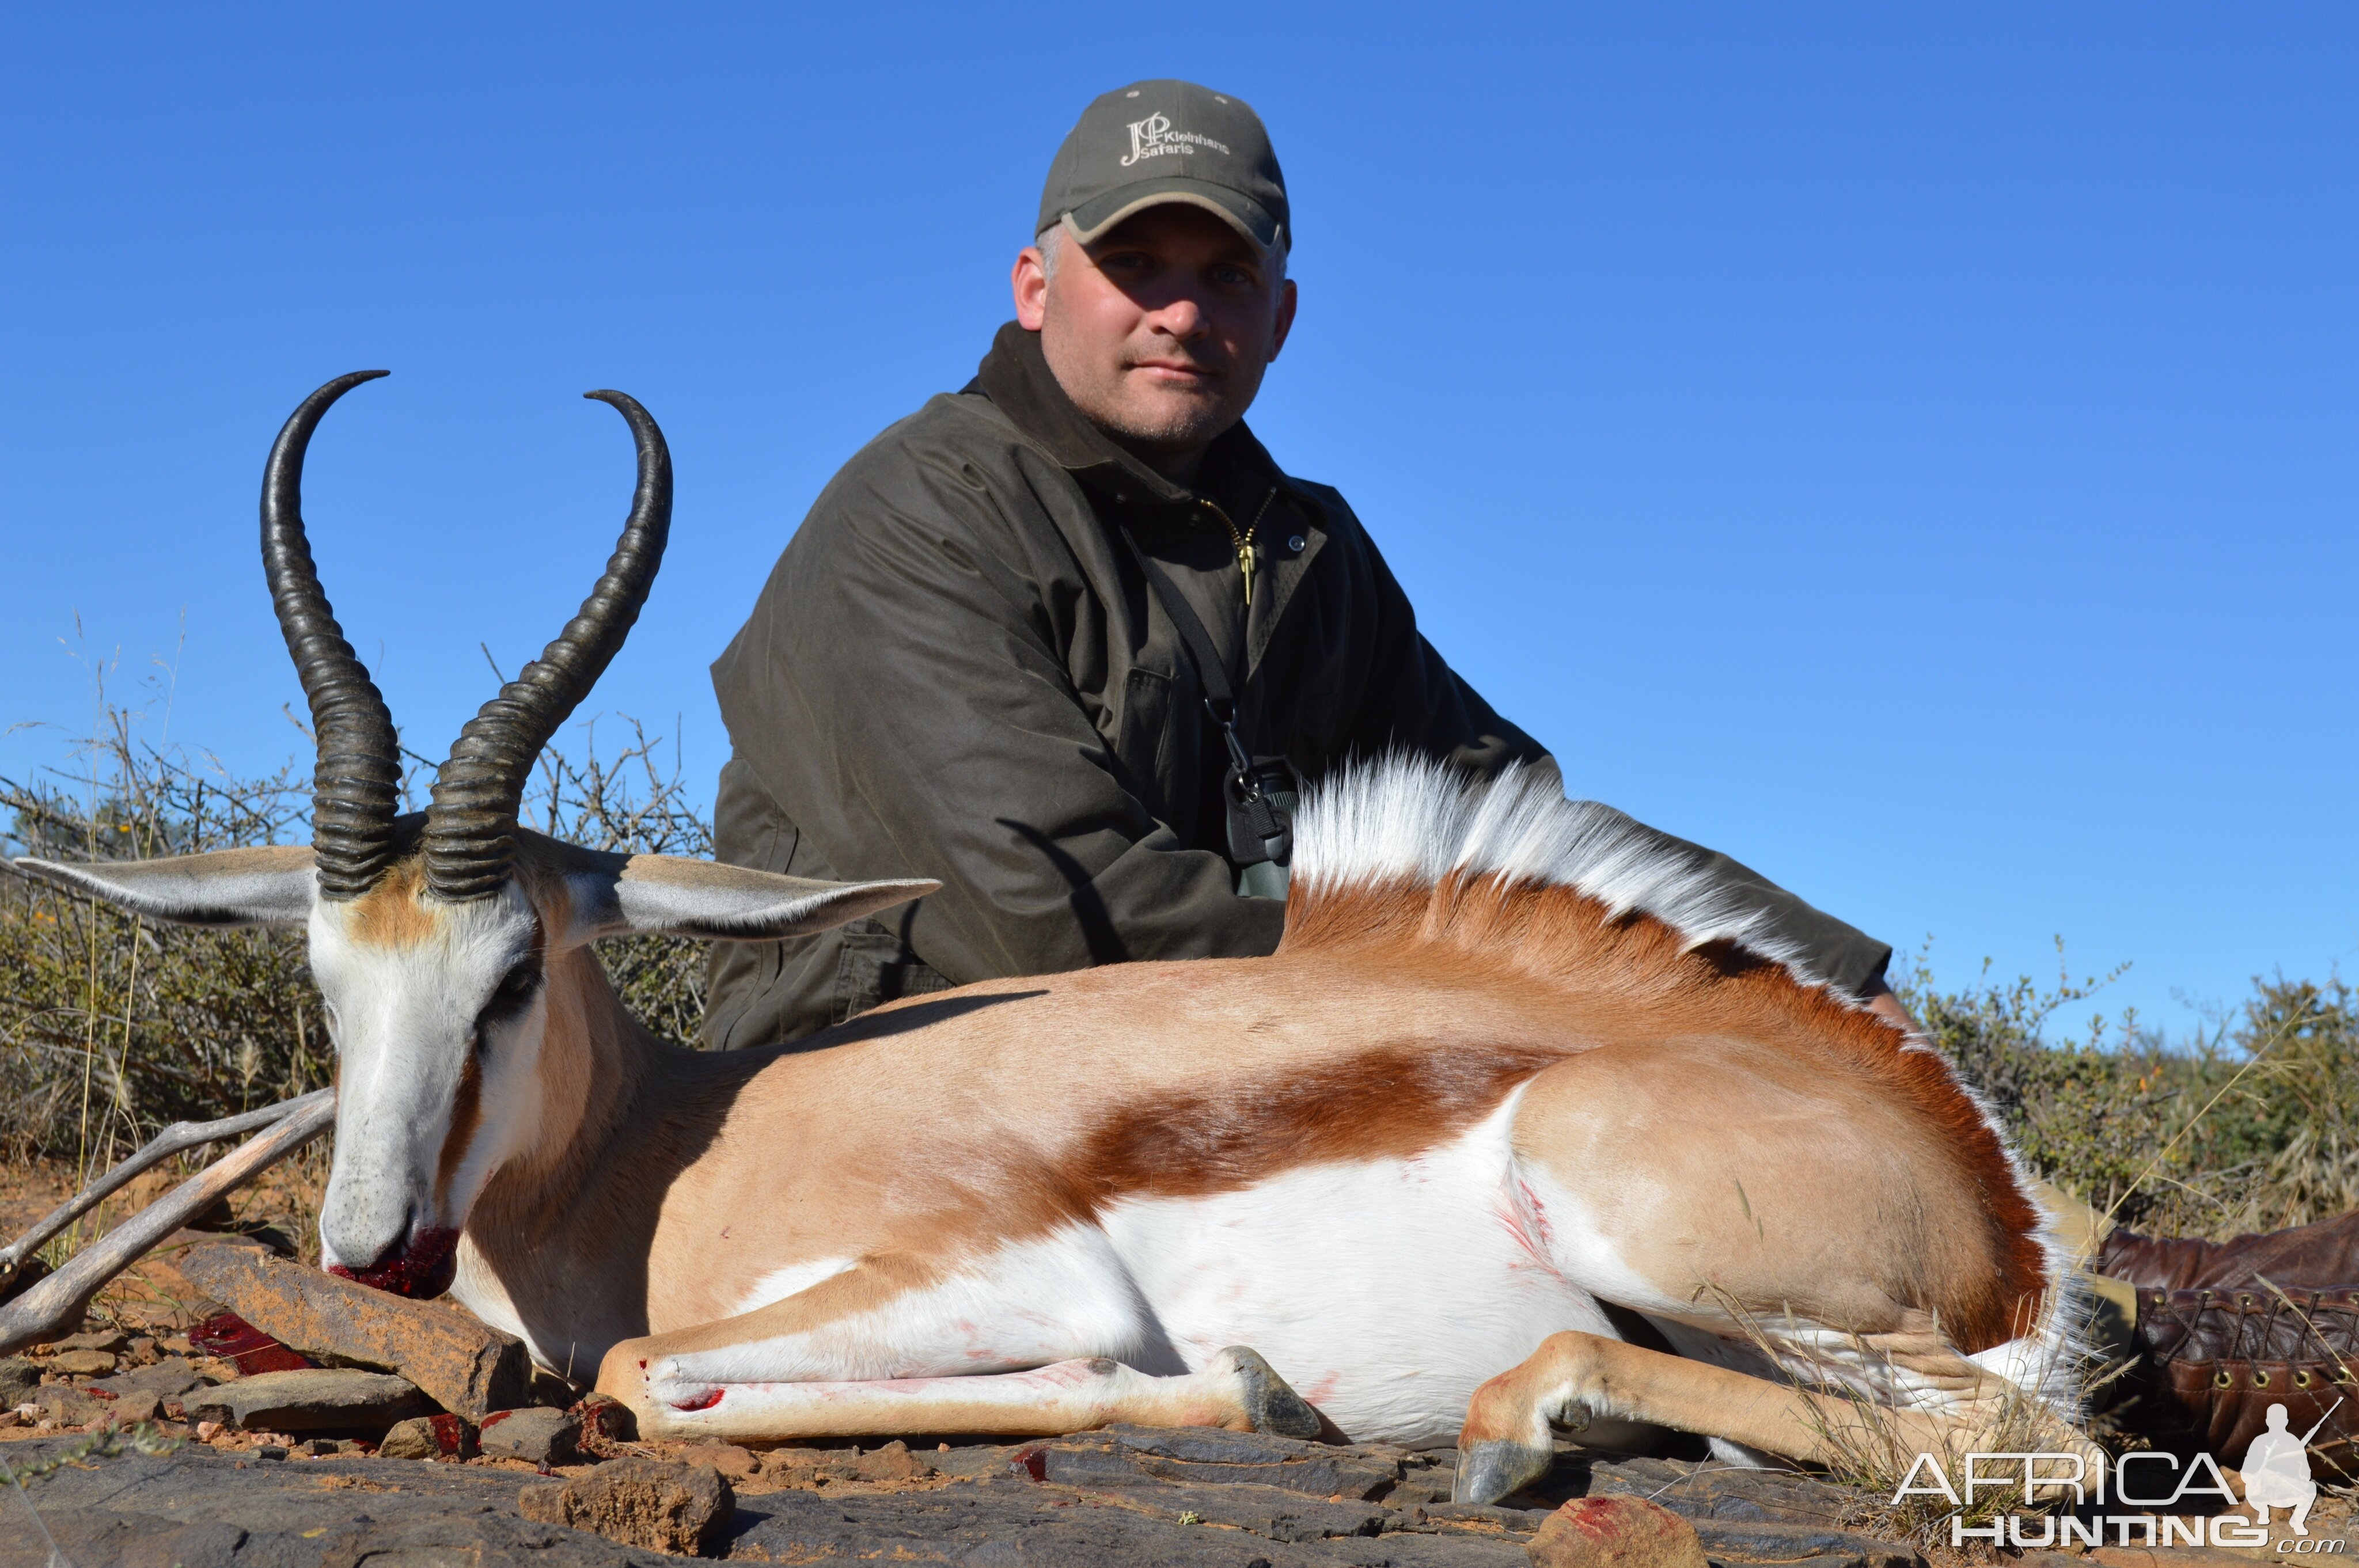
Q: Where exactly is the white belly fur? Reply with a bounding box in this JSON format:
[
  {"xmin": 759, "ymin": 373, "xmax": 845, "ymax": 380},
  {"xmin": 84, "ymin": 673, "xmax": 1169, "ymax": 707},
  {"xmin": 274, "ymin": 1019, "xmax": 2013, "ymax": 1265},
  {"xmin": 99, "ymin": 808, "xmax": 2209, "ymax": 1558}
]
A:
[
  {"xmin": 1101, "ymin": 1089, "xmax": 1613, "ymax": 1443},
  {"xmin": 653, "ymin": 1091, "xmax": 1615, "ymax": 1444}
]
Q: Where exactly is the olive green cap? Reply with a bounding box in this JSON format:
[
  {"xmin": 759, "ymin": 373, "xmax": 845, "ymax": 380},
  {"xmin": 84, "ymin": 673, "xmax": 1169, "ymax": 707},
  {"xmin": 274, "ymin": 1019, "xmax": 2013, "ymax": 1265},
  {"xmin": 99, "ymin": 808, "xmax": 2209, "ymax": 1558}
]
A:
[{"xmin": 1037, "ymin": 79, "xmax": 1289, "ymax": 254}]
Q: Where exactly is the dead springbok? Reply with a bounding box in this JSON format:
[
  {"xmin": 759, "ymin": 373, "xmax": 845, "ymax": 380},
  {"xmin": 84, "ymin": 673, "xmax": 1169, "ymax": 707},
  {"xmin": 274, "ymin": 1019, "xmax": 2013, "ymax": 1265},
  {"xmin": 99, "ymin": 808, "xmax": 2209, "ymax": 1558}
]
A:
[{"xmin": 13, "ymin": 373, "xmax": 2094, "ymax": 1503}]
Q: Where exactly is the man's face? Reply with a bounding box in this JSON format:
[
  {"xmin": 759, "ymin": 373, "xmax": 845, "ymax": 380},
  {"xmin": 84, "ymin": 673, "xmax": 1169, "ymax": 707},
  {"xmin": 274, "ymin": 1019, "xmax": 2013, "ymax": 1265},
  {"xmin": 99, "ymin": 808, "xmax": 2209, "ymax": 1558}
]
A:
[{"xmin": 1014, "ymin": 204, "xmax": 1297, "ymax": 476}]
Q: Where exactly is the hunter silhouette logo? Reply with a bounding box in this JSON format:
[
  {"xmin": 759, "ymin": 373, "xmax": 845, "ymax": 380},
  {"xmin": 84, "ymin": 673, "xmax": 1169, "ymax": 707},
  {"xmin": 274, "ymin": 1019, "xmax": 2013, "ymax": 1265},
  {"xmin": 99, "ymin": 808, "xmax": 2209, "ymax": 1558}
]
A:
[{"xmin": 2241, "ymin": 1399, "xmax": 2338, "ymax": 1536}]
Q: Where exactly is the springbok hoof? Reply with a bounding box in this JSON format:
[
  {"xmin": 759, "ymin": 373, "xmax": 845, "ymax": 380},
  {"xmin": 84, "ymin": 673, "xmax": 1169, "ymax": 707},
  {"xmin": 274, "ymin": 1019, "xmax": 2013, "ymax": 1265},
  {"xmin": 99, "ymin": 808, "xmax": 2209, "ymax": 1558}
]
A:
[
  {"xmin": 1454, "ymin": 1437, "xmax": 1555, "ymax": 1505},
  {"xmin": 1214, "ymin": 1346, "xmax": 1323, "ymax": 1441}
]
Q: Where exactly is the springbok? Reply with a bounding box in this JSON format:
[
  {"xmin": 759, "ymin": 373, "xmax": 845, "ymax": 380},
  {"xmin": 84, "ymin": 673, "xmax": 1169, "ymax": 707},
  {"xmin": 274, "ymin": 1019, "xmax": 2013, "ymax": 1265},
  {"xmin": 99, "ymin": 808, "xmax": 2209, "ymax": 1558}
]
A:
[{"xmin": 14, "ymin": 373, "xmax": 2093, "ymax": 1504}]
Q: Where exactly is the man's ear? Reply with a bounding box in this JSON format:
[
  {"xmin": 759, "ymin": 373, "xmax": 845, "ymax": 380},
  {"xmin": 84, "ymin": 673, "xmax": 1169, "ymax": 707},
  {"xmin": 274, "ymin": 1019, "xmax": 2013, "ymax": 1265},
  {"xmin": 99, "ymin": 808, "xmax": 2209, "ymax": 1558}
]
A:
[
  {"xmin": 1013, "ymin": 244, "xmax": 1050, "ymax": 331},
  {"xmin": 7, "ymin": 846, "xmax": 317, "ymax": 927},
  {"xmin": 568, "ymin": 856, "xmax": 939, "ymax": 944}
]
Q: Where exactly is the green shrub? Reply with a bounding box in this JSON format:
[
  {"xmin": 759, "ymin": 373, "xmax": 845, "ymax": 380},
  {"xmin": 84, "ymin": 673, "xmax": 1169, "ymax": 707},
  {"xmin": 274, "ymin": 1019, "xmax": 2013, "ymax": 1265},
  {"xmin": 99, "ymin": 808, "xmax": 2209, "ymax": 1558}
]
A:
[{"xmin": 1898, "ymin": 944, "xmax": 2358, "ymax": 1239}]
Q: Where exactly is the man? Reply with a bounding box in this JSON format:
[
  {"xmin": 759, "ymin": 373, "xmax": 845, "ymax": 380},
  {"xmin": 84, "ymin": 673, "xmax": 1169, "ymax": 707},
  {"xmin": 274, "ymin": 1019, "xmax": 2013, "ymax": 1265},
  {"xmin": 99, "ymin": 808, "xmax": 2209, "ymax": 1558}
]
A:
[{"xmin": 704, "ymin": 79, "xmax": 1898, "ymax": 1047}]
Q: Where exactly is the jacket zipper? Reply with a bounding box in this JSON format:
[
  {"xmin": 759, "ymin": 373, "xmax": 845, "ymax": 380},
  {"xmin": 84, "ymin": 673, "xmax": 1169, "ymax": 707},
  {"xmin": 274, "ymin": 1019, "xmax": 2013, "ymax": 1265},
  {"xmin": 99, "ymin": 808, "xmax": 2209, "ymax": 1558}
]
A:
[{"xmin": 1201, "ymin": 487, "xmax": 1280, "ymax": 607}]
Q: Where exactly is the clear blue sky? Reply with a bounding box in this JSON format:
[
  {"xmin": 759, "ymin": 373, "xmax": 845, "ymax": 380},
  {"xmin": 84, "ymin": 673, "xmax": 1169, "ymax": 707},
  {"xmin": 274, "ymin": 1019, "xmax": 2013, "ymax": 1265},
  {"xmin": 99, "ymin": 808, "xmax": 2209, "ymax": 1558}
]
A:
[{"xmin": 5, "ymin": 6, "xmax": 2352, "ymax": 1038}]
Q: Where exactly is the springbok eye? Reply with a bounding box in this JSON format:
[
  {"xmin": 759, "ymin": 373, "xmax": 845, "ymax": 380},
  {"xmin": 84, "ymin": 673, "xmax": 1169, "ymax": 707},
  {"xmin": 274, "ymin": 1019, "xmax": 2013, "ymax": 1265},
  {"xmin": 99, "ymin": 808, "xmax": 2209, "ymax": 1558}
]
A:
[{"xmin": 478, "ymin": 962, "xmax": 543, "ymax": 1033}]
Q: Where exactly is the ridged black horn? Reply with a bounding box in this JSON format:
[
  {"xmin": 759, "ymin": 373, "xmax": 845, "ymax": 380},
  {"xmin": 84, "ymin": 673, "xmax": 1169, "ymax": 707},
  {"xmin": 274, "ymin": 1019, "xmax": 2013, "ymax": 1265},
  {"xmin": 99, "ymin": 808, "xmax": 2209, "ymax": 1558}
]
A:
[
  {"xmin": 263, "ymin": 370, "xmax": 401, "ymax": 901},
  {"xmin": 422, "ymin": 391, "xmax": 672, "ymax": 901}
]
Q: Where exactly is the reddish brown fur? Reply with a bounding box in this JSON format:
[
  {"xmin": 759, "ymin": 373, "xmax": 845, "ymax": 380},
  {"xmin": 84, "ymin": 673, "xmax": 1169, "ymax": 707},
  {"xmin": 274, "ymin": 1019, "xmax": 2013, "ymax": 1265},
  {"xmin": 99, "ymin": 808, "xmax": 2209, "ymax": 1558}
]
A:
[
  {"xmin": 1065, "ymin": 1042, "xmax": 1571, "ymax": 1208},
  {"xmin": 350, "ymin": 858, "xmax": 438, "ymax": 950},
  {"xmin": 1276, "ymin": 872, "xmax": 2048, "ymax": 1353}
]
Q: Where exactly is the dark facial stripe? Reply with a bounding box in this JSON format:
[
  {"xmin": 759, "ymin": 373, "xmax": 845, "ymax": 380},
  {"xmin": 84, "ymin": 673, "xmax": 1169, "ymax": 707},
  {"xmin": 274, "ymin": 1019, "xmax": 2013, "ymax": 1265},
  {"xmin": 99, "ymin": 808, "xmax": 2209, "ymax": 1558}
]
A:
[{"xmin": 435, "ymin": 1054, "xmax": 484, "ymax": 1209}]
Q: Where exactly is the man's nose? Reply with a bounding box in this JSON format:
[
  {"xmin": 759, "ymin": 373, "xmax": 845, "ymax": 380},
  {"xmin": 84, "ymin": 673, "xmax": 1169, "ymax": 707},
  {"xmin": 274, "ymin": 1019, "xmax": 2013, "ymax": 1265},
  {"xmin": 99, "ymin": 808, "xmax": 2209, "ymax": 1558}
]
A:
[{"xmin": 1148, "ymin": 294, "xmax": 1208, "ymax": 338}]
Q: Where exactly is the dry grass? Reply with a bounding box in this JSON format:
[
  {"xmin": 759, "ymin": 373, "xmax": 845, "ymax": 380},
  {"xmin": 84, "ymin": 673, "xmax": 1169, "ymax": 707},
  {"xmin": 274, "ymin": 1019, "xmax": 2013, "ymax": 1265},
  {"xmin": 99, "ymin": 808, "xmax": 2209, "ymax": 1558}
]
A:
[
  {"xmin": 1, "ymin": 688, "xmax": 707, "ymax": 1273},
  {"xmin": 1706, "ymin": 1286, "xmax": 2103, "ymax": 1551},
  {"xmin": 1897, "ymin": 943, "xmax": 2359, "ymax": 1239}
]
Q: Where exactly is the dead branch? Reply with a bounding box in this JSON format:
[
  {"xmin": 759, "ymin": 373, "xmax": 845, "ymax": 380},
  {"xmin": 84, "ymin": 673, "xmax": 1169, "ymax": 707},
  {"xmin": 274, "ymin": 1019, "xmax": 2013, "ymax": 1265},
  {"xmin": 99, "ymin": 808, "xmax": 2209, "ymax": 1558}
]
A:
[
  {"xmin": 0, "ymin": 1092, "xmax": 335, "ymax": 1354},
  {"xmin": 0, "ymin": 1089, "xmax": 333, "ymax": 1292}
]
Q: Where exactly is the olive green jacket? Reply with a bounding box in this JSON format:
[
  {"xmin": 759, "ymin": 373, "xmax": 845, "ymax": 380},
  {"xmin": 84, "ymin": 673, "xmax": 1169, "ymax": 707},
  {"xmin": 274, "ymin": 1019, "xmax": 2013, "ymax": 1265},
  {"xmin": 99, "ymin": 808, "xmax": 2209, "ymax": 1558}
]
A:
[{"xmin": 703, "ymin": 324, "xmax": 1890, "ymax": 1047}]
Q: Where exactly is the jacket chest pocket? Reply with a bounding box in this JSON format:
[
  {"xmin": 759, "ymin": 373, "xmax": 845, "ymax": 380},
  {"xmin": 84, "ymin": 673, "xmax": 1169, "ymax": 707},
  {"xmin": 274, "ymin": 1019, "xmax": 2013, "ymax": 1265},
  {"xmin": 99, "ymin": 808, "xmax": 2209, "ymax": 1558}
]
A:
[{"xmin": 1113, "ymin": 666, "xmax": 1177, "ymax": 816}]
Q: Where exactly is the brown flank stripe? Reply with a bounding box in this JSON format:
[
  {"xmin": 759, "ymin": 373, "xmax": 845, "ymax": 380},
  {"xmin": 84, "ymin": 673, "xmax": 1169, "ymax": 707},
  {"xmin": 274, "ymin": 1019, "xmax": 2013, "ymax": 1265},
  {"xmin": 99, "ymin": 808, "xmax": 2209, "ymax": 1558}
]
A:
[{"xmin": 1068, "ymin": 1041, "xmax": 1570, "ymax": 1208}]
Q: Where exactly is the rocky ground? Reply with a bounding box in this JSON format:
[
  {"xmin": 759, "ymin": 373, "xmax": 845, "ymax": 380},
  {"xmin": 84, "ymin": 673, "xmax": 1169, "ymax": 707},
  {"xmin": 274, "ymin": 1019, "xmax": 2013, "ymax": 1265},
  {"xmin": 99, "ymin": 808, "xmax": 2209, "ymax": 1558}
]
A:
[
  {"xmin": 1, "ymin": 1418, "xmax": 1928, "ymax": 1567},
  {"xmin": 3, "ymin": 1187, "xmax": 2352, "ymax": 1567}
]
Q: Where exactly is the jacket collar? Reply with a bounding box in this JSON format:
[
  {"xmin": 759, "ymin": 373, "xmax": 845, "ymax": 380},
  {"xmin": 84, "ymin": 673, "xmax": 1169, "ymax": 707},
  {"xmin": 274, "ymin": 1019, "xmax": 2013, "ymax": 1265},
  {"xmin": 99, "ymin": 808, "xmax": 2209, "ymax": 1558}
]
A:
[{"xmin": 973, "ymin": 321, "xmax": 1304, "ymax": 516}]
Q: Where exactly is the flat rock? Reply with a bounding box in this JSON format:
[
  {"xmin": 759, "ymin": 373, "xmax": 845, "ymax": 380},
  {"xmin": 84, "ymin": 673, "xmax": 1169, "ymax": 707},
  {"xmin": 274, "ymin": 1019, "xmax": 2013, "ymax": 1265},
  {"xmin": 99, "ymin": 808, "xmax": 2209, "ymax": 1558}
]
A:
[
  {"xmin": 1531, "ymin": 1497, "xmax": 1708, "ymax": 1568},
  {"xmin": 382, "ymin": 1411, "xmax": 481, "ymax": 1459},
  {"xmin": 1686, "ymin": 1520, "xmax": 1924, "ymax": 1568},
  {"xmin": 674, "ymin": 1441, "xmax": 760, "ymax": 1480},
  {"xmin": 33, "ymin": 1383, "xmax": 111, "ymax": 1426},
  {"xmin": 1068, "ymin": 1471, "xmax": 1394, "ymax": 1542},
  {"xmin": 0, "ymin": 1355, "xmax": 37, "ymax": 1406},
  {"xmin": 1100, "ymin": 1425, "xmax": 1405, "ymax": 1499},
  {"xmin": 181, "ymin": 1244, "xmax": 530, "ymax": 1419},
  {"xmin": 93, "ymin": 1355, "xmax": 208, "ymax": 1401},
  {"xmin": 480, "ymin": 1404, "xmax": 582, "ymax": 1465},
  {"xmin": 1584, "ymin": 1457, "xmax": 1862, "ymax": 1530},
  {"xmin": 184, "ymin": 1366, "xmax": 429, "ymax": 1433},
  {"xmin": 729, "ymin": 1478, "xmax": 1507, "ymax": 1566},
  {"xmin": 0, "ymin": 1444, "xmax": 669, "ymax": 1567},
  {"xmin": 1021, "ymin": 1425, "xmax": 1403, "ymax": 1501},
  {"xmin": 48, "ymin": 1347, "xmax": 119, "ymax": 1376},
  {"xmin": 1103, "ymin": 1422, "xmax": 1348, "ymax": 1465},
  {"xmin": 520, "ymin": 1457, "xmax": 734, "ymax": 1556}
]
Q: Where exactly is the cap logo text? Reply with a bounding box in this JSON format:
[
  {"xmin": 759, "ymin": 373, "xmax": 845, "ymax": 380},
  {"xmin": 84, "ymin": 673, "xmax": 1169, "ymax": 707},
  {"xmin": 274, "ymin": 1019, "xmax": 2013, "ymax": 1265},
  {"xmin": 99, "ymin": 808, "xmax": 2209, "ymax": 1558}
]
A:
[{"xmin": 1122, "ymin": 112, "xmax": 1231, "ymax": 167}]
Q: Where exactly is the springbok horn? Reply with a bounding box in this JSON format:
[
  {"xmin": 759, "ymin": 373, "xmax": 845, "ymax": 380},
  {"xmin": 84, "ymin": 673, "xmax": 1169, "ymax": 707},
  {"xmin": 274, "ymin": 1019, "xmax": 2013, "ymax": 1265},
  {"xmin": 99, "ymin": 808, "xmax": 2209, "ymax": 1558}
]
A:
[
  {"xmin": 264, "ymin": 370, "xmax": 403, "ymax": 899},
  {"xmin": 421, "ymin": 392, "xmax": 672, "ymax": 901}
]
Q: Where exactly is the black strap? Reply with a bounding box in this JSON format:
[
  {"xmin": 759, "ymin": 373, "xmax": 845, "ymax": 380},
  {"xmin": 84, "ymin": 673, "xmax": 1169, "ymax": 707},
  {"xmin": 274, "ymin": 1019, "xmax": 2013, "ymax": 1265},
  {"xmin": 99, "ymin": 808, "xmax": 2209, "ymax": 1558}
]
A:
[
  {"xmin": 1117, "ymin": 528, "xmax": 1240, "ymax": 709},
  {"xmin": 1115, "ymin": 526, "xmax": 1291, "ymax": 867}
]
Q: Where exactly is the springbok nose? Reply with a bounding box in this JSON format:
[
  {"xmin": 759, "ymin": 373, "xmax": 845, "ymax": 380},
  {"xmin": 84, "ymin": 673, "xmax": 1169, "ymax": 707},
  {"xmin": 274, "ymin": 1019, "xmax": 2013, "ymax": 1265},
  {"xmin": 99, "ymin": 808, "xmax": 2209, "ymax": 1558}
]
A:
[{"xmin": 326, "ymin": 1221, "xmax": 462, "ymax": 1300}]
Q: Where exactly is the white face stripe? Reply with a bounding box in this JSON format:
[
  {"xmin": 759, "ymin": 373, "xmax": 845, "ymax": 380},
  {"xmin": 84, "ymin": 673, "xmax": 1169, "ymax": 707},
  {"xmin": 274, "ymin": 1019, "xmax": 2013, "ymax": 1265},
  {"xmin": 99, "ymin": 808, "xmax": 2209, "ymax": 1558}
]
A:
[{"xmin": 309, "ymin": 880, "xmax": 543, "ymax": 1270}]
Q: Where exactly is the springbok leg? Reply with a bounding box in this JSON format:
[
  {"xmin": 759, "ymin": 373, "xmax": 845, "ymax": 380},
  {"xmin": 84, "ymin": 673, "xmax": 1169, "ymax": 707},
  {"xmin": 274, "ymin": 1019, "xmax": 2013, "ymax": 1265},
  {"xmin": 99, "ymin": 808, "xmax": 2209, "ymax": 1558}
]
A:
[
  {"xmin": 598, "ymin": 1249, "xmax": 1322, "ymax": 1443},
  {"xmin": 0, "ymin": 1093, "xmax": 336, "ymax": 1354},
  {"xmin": 1451, "ymin": 1328, "xmax": 2092, "ymax": 1504},
  {"xmin": 623, "ymin": 1347, "xmax": 1322, "ymax": 1443}
]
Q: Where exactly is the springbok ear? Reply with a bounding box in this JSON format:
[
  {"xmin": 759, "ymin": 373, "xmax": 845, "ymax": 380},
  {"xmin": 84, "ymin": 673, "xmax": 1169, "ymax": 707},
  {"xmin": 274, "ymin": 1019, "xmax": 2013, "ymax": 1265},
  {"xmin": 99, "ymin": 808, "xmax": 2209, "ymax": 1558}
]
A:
[
  {"xmin": 571, "ymin": 856, "xmax": 938, "ymax": 943},
  {"xmin": 7, "ymin": 846, "xmax": 317, "ymax": 927}
]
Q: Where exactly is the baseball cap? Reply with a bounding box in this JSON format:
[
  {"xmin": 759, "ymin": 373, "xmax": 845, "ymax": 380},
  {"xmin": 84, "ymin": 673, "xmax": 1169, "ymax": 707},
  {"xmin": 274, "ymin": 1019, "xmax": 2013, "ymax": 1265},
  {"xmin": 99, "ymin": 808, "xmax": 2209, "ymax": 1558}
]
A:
[{"xmin": 1037, "ymin": 80, "xmax": 1289, "ymax": 255}]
